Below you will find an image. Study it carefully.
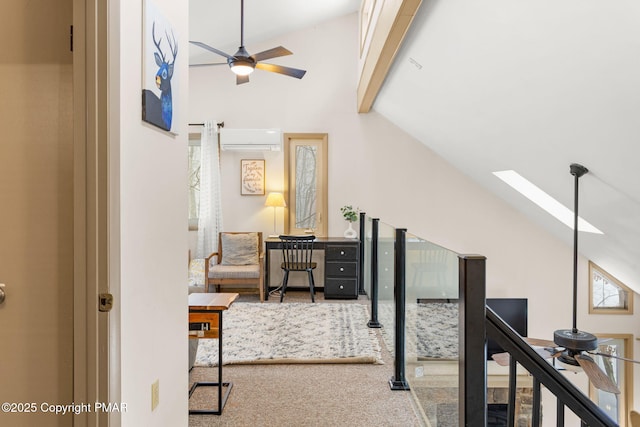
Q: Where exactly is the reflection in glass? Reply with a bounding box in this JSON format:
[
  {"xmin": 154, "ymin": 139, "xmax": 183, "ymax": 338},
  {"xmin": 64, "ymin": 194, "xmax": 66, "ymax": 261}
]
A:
[
  {"xmin": 362, "ymin": 216, "xmax": 373, "ymax": 297},
  {"xmin": 295, "ymin": 145, "xmax": 317, "ymax": 229},
  {"xmin": 404, "ymin": 233, "xmax": 460, "ymax": 426},
  {"xmin": 407, "ymin": 237, "xmax": 458, "ymax": 299},
  {"xmin": 593, "ymin": 338, "xmax": 624, "ymax": 423},
  {"xmin": 377, "ymin": 222, "xmax": 396, "ymax": 355}
]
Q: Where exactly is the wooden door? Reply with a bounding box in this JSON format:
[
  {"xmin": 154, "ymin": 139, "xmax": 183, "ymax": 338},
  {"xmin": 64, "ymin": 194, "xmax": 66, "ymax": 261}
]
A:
[
  {"xmin": 0, "ymin": 1, "xmax": 75, "ymax": 425},
  {"xmin": 283, "ymin": 133, "xmax": 329, "ymax": 237}
]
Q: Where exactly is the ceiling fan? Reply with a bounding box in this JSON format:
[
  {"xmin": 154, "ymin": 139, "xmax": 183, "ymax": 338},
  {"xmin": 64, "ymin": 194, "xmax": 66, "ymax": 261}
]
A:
[
  {"xmin": 189, "ymin": 0, "xmax": 307, "ymax": 85},
  {"xmin": 492, "ymin": 164, "xmax": 639, "ymax": 394}
]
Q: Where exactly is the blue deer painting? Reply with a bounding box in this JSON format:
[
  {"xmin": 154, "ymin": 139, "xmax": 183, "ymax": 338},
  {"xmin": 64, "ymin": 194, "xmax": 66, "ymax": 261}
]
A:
[{"xmin": 142, "ymin": 21, "xmax": 178, "ymax": 132}]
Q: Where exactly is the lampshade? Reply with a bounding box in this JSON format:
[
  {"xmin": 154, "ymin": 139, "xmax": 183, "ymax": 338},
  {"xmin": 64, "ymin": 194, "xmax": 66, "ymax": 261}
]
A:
[
  {"xmin": 265, "ymin": 192, "xmax": 286, "ymax": 208},
  {"xmin": 229, "ymin": 47, "xmax": 255, "ymax": 76}
]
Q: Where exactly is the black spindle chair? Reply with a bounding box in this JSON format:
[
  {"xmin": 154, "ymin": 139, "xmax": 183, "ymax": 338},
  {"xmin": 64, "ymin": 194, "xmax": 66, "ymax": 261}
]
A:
[{"xmin": 279, "ymin": 235, "xmax": 317, "ymax": 302}]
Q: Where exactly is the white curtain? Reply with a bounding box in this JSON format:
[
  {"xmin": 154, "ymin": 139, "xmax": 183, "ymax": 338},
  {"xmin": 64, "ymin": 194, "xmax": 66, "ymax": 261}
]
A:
[{"xmin": 196, "ymin": 121, "xmax": 223, "ymax": 258}]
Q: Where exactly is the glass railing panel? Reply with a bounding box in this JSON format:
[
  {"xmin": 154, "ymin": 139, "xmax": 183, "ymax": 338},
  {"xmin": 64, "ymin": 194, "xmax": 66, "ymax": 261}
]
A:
[
  {"xmin": 405, "ymin": 236, "xmax": 458, "ymax": 300},
  {"xmin": 377, "ymin": 221, "xmax": 396, "ymax": 356},
  {"xmin": 405, "ymin": 232, "xmax": 460, "ymax": 427},
  {"xmin": 362, "ymin": 215, "xmax": 373, "ymax": 298}
]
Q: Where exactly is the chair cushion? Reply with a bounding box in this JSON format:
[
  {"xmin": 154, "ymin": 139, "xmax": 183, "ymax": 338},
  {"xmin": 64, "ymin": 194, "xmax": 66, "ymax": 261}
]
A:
[
  {"xmin": 209, "ymin": 264, "xmax": 261, "ymax": 279},
  {"xmin": 221, "ymin": 233, "xmax": 259, "ymax": 266}
]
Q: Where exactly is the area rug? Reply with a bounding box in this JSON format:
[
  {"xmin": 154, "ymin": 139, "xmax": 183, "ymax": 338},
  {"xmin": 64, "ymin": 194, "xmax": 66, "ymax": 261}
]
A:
[
  {"xmin": 194, "ymin": 302, "xmax": 384, "ymax": 366},
  {"xmin": 379, "ymin": 302, "xmax": 458, "ymax": 360}
]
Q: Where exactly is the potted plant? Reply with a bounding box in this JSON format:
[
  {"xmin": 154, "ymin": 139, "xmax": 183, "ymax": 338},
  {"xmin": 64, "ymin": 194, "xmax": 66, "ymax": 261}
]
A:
[{"xmin": 340, "ymin": 205, "xmax": 359, "ymax": 238}]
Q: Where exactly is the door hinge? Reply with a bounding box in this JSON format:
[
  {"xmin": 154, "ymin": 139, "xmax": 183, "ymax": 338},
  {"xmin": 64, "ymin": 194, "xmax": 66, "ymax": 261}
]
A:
[
  {"xmin": 70, "ymin": 25, "xmax": 73, "ymax": 52},
  {"xmin": 99, "ymin": 293, "xmax": 113, "ymax": 312}
]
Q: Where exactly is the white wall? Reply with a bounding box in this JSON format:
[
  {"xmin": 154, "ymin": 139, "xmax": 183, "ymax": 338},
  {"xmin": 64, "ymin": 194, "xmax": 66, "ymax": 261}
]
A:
[
  {"xmin": 189, "ymin": 13, "xmax": 360, "ymax": 241},
  {"xmin": 189, "ymin": 11, "xmax": 570, "ymax": 333},
  {"xmin": 189, "ymin": 11, "xmax": 639, "ymax": 418},
  {"xmin": 116, "ymin": 0, "xmax": 189, "ymax": 426}
]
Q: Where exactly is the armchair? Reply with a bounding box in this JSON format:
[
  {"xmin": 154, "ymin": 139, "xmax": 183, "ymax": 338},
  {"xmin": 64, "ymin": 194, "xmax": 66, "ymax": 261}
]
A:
[{"xmin": 205, "ymin": 232, "xmax": 264, "ymax": 302}]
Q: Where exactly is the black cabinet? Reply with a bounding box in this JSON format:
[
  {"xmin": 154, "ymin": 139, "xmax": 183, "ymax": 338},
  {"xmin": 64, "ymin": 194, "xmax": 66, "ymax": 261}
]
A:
[
  {"xmin": 264, "ymin": 238, "xmax": 360, "ymax": 300},
  {"xmin": 324, "ymin": 243, "xmax": 359, "ymax": 299}
]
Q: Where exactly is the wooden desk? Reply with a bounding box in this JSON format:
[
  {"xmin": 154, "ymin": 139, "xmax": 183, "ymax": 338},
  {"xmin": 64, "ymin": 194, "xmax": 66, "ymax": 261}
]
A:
[
  {"xmin": 264, "ymin": 237, "xmax": 360, "ymax": 300},
  {"xmin": 188, "ymin": 293, "xmax": 238, "ymax": 415}
]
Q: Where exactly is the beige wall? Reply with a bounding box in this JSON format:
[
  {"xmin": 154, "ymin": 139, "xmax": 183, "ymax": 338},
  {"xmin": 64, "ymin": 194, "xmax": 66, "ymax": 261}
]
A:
[{"xmin": 0, "ymin": 1, "xmax": 74, "ymax": 426}]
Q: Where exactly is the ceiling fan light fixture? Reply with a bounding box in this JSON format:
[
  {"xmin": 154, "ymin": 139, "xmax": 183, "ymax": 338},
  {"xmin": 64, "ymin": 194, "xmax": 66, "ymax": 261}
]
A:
[
  {"xmin": 230, "ymin": 62, "xmax": 255, "ymax": 76},
  {"xmin": 229, "ymin": 52, "xmax": 255, "ymax": 76},
  {"xmin": 190, "ymin": 0, "xmax": 306, "ymax": 84}
]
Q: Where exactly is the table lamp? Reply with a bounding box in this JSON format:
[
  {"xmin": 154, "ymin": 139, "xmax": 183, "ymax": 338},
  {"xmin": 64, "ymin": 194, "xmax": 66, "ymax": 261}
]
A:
[{"xmin": 265, "ymin": 192, "xmax": 286, "ymax": 238}]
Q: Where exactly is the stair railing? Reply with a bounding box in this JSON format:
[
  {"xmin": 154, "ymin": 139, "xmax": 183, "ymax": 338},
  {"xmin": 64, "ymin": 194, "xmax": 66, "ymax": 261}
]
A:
[{"xmin": 360, "ymin": 213, "xmax": 618, "ymax": 427}]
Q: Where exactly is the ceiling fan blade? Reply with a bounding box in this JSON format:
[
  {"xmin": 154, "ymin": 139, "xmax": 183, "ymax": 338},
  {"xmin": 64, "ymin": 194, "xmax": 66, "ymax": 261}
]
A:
[
  {"xmin": 491, "ymin": 348, "xmax": 557, "ymax": 367},
  {"xmin": 491, "ymin": 352, "xmax": 511, "ymax": 366},
  {"xmin": 541, "ymin": 347, "xmax": 564, "ymax": 358},
  {"xmin": 255, "ymin": 62, "xmax": 307, "ymax": 79},
  {"xmin": 525, "ymin": 337, "xmax": 558, "ymax": 348},
  {"xmin": 251, "ymin": 46, "xmax": 292, "ymax": 62},
  {"xmin": 189, "ymin": 62, "xmax": 228, "ymax": 68},
  {"xmin": 236, "ymin": 74, "xmax": 250, "ymax": 85},
  {"xmin": 589, "ymin": 351, "xmax": 640, "ymax": 364},
  {"xmin": 189, "ymin": 41, "xmax": 234, "ymax": 60},
  {"xmin": 575, "ymin": 354, "xmax": 620, "ymax": 394}
]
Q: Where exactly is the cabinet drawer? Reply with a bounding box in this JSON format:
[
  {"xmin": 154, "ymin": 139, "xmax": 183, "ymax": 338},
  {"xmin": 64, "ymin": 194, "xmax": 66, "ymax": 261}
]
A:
[
  {"xmin": 324, "ymin": 278, "xmax": 358, "ymax": 299},
  {"xmin": 326, "ymin": 262, "xmax": 357, "ymax": 277},
  {"xmin": 325, "ymin": 245, "xmax": 358, "ymax": 261}
]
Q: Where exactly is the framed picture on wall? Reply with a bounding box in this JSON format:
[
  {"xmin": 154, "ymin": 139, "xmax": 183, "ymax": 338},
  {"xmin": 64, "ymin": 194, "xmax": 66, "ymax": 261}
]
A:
[
  {"xmin": 141, "ymin": 0, "xmax": 180, "ymax": 134},
  {"xmin": 241, "ymin": 159, "xmax": 265, "ymax": 195}
]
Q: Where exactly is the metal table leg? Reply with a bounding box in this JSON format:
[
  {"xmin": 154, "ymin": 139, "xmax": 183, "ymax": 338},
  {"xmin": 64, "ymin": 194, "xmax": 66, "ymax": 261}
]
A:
[{"xmin": 189, "ymin": 309, "xmax": 232, "ymax": 415}]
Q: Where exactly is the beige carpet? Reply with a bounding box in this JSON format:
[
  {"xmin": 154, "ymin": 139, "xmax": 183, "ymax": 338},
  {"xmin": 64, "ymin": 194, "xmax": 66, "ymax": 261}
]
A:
[{"xmin": 188, "ymin": 291, "xmax": 426, "ymax": 427}]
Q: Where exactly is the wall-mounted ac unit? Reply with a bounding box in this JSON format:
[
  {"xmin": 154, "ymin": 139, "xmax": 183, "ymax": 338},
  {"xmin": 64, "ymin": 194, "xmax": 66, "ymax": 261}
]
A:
[{"xmin": 219, "ymin": 128, "xmax": 283, "ymax": 151}]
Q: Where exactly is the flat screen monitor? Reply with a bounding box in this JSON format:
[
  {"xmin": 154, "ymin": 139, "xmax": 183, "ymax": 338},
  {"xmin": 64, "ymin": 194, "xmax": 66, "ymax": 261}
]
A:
[{"xmin": 486, "ymin": 298, "xmax": 528, "ymax": 359}]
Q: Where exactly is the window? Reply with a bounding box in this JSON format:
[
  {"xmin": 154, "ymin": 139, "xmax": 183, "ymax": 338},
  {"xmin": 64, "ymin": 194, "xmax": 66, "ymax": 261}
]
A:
[
  {"xmin": 589, "ymin": 261, "xmax": 633, "ymax": 314},
  {"xmin": 188, "ymin": 132, "xmax": 201, "ymax": 230}
]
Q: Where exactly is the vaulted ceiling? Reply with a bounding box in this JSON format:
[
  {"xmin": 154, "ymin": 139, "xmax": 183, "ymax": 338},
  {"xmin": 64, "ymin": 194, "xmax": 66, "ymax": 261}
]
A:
[
  {"xmin": 190, "ymin": 0, "xmax": 640, "ymax": 295},
  {"xmin": 189, "ymin": 0, "xmax": 360, "ymax": 65}
]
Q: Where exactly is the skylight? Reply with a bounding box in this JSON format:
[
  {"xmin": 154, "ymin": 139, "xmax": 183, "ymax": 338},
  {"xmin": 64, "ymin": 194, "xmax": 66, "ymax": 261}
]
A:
[{"xmin": 493, "ymin": 170, "xmax": 603, "ymax": 234}]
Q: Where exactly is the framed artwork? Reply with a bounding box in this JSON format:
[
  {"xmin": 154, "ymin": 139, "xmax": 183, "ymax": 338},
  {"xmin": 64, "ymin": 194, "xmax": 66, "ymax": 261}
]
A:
[
  {"xmin": 589, "ymin": 261, "xmax": 633, "ymax": 314},
  {"xmin": 241, "ymin": 159, "xmax": 265, "ymax": 195},
  {"xmin": 142, "ymin": 0, "xmax": 180, "ymax": 134}
]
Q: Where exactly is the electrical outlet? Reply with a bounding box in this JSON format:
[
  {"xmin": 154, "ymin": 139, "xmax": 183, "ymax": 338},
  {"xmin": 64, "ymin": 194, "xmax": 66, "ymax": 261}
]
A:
[
  {"xmin": 151, "ymin": 380, "xmax": 160, "ymax": 410},
  {"xmin": 415, "ymin": 366, "xmax": 424, "ymax": 378}
]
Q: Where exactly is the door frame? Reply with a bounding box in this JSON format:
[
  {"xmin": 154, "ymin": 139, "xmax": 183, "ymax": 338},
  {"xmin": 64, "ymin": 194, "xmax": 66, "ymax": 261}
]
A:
[{"xmin": 73, "ymin": 0, "xmax": 115, "ymax": 425}]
